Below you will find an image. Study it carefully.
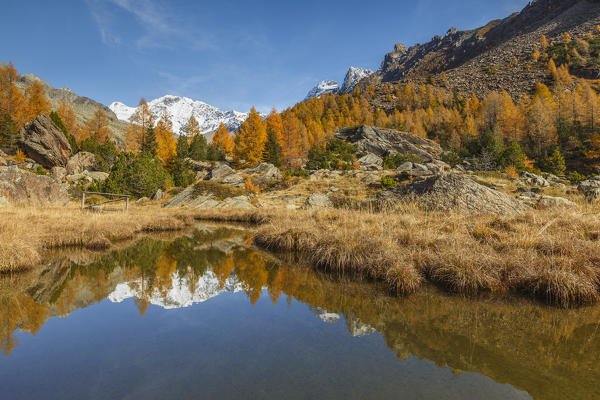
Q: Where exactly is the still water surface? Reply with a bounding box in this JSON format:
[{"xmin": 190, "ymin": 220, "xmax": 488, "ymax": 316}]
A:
[{"xmin": 1, "ymin": 225, "xmax": 599, "ymax": 399}]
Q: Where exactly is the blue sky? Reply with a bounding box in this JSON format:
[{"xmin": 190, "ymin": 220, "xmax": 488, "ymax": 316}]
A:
[{"xmin": 1, "ymin": 0, "xmax": 529, "ymax": 113}]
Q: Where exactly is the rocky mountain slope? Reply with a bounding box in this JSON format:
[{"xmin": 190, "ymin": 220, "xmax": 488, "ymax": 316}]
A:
[
  {"xmin": 109, "ymin": 95, "xmax": 249, "ymax": 135},
  {"xmin": 362, "ymin": 0, "xmax": 600, "ymax": 100},
  {"xmin": 305, "ymin": 66, "xmax": 374, "ymax": 99},
  {"xmin": 0, "ymin": 63, "xmax": 130, "ymax": 144}
]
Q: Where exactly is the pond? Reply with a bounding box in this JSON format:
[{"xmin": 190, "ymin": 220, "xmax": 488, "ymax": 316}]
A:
[{"xmin": 1, "ymin": 225, "xmax": 599, "ymax": 399}]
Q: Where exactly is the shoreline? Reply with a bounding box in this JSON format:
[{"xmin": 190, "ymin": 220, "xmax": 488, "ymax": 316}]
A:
[{"xmin": 2, "ymin": 204, "xmax": 600, "ymax": 308}]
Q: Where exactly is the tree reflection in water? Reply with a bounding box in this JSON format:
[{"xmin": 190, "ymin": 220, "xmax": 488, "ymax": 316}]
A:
[{"xmin": 1, "ymin": 224, "xmax": 599, "ymax": 400}]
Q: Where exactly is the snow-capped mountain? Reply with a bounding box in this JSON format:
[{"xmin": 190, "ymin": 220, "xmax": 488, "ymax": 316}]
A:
[
  {"xmin": 304, "ymin": 67, "xmax": 374, "ymax": 100},
  {"xmin": 304, "ymin": 80, "xmax": 340, "ymax": 100},
  {"xmin": 340, "ymin": 67, "xmax": 374, "ymax": 93},
  {"xmin": 109, "ymin": 95, "xmax": 249, "ymax": 135},
  {"xmin": 108, "ymin": 270, "xmax": 244, "ymax": 309}
]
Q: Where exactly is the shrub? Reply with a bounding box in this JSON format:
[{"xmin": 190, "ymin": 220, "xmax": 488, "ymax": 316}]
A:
[
  {"xmin": 14, "ymin": 150, "xmax": 26, "ymax": 163},
  {"xmin": 80, "ymin": 136, "xmax": 119, "ymax": 172},
  {"xmin": 441, "ymin": 150, "xmax": 461, "ymax": 167},
  {"xmin": 306, "ymin": 139, "xmax": 358, "ymax": 170},
  {"xmin": 381, "ymin": 175, "xmax": 398, "ymax": 188},
  {"xmin": 245, "ymin": 177, "xmax": 260, "ymax": 193},
  {"xmin": 498, "ymin": 141, "xmax": 526, "ymax": 170},
  {"xmin": 283, "ymin": 169, "xmax": 309, "ymax": 178},
  {"xmin": 567, "ymin": 171, "xmax": 587, "ymax": 182},
  {"xmin": 504, "ymin": 165, "xmax": 518, "ymax": 178},
  {"xmin": 383, "ymin": 153, "xmax": 424, "ymax": 169},
  {"xmin": 34, "ymin": 165, "xmax": 48, "ymax": 175},
  {"xmin": 103, "ymin": 153, "xmax": 170, "ymax": 198}
]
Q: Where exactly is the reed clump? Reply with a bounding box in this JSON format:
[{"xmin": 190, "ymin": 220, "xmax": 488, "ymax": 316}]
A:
[
  {"xmin": 197, "ymin": 206, "xmax": 600, "ymax": 307},
  {"xmin": 0, "ymin": 206, "xmax": 197, "ymax": 273}
]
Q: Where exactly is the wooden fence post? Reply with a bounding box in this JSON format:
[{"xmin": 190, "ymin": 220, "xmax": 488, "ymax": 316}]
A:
[
  {"xmin": 81, "ymin": 192, "xmax": 86, "ymax": 209},
  {"xmin": 126, "ymin": 197, "xmax": 129, "ymax": 211}
]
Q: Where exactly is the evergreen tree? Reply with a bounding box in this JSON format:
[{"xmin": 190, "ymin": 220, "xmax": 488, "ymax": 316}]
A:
[
  {"xmin": 141, "ymin": 126, "xmax": 158, "ymax": 157},
  {"xmin": 175, "ymin": 134, "xmax": 189, "ymax": 159},
  {"xmin": 103, "ymin": 153, "xmax": 170, "ymax": 198},
  {"xmin": 262, "ymin": 129, "xmax": 283, "ymax": 167},
  {"xmin": 49, "ymin": 111, "xmax": 79, "ymax": 153},
  {"xmin": 189, "ymin": 134, "xmax": 207, "ymax": 160},
  {"xmin": 0, "ymin": 113, "xmax": 19, "ymax": 154},
  {"xmin": 206, "ymin": 143, "xmax": 225, "ymax": 161}
]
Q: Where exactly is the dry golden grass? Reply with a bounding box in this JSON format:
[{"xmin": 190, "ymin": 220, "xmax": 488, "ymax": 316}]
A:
[
  {"xmin": 196, "ymin": 205, "xmax": 600, "ymax": 307},
  {"xmin": 0, "ymin": 205, "xmax": 197, "ymax": 273}
]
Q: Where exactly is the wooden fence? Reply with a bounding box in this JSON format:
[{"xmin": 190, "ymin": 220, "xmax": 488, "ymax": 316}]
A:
[{"xmin": 81, "ymin": 191, "xmax": 130, "ymax": 211}]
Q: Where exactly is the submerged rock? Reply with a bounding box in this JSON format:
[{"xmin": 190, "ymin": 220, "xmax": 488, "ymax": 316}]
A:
[{"xmin": 378, "ymin": 173, "xmax": 529, "ymax": 215}]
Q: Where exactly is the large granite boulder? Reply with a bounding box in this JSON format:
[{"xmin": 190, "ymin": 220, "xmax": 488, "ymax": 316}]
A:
[
  {"xmin": 303, "ymin": 193, "xmax": 333, "ymax": 209},
  {"xmin": 335, "ymin": 125, "xmax": 442, "ymax": 161},
  {"xmin": 243, "ymin": 163, "xmax": 282, "ymax": 186},
  {"xmin": 207, "ymin": 163, "xmax": 235, "ymax": 180},
  {"xmin": 18, "ymin": 115, "xmax": 72, "ymax": 169},
  {"xmin": 378, "ymin": 173, "xmax": 529, "ymax": 215},
  {"xmin": 358, "ymin": 153, "xmax": 383, "ymax": 171},
  {"xmin": 578, "ymin": 176, "xmax": 600, "ymax": 203},
  {"xmin": 0, "ymin": 166, "xmax": 70, "ymax": 206},
  {"xmin": 66, "ymin": 152, "xmax": 97, "ymax": 174}
]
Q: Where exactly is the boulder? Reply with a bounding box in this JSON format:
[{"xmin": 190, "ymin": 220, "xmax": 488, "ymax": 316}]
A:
[
  {"xmin": 222, "ymin": 195, "xmax": 254, "ymax": 209},
  {"xmin": 85, "ymin": 171, "xmax": 109, "ymax": 182},
  {"xmin": 243, "ymin": 163, "xmax": 282, "ymax": 186},
  {"xmin": 18, "ymin": 115, "xmax": 72, "ymax": 169},
  {"xmin": 51, "ymin": 166, "xmax": 67, "ymax": 180},
  {"xmin": 195, "ymin": 170, "xmax": 209, "ymax": 181},
  {"xmin": 518, "ymin": 171, "xmax": 550, "ymax": 187},
  {"xmin": 537, "ymin": 195, "xmax": 576, "ymax": 209},
  {"xmin": 378, "ymin": 173, "xmax": 529, "ymax": 216},
  {"xmin": 0, "ymin": 166, "xmax": 70, "ymax": 206},
  {"xmin": 335, "ymin": 125, "xmax": 442, "ymax": 161},
  {"xmin": 578, "ymin": 176, "xmax": 600, "ymax": 203},
  {"xmin": 303, "ymin": 193, "xmax": 333, "ymax": 209},
  {"xmin": 187, "ymin": 159, "xmax": 213, "ymax": 172},
  {"xmin": 66, "ymin": 152, "xmax": 97, "ymax": 175},
  {"xmin": 163, "ymin": 186, "xmax": 196, "ymax": 208},
  {"xmin": 358, "ymin": 153, "xmax": 383, "ymax": 171},
  {"xmin": 151, "ymin": 189, "xmax": 165, "ymax": 201},
  {"xmin": 396, "ymin": 162, "xmax": 413, "ymax": 172},
  {"xmin": 221, "ymin": 173, "xmax": 245, "ymax": 187},
  {"xmin": 207, "ymin": 164, "xmax": 235, "ymax": 180}
]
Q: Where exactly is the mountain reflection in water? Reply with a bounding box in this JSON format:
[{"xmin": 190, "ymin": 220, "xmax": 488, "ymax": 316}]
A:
[{"xmin": 1, "ymin": 224, "xmax": 599, "ymax": 400}]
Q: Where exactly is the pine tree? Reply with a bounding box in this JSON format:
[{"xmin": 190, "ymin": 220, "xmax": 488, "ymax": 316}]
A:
[
  {"xmin": 175, "ymin": 134, "xmax": 189, "ymax": 159},
  {"xmin": 141, "ymin": 126, "xmax": 158, "ymax": 157},
  {"xmin": 0, "ymin": 113, "xmax": 19, "ymax": 154},
  {"xmin": 212, "ymin": 123, "xmax": 234, "ymax": 155},
  {"xmin": 189, "ymin": 134, "xmax": 207, "ymax": 160},
  {"xmin": 49, "ymin": 111, "xmax": 79, "ymax": 153},
  {"xmin": 262, "ymin": 129, "xmax": 283, "ymax": 167},
  {"xmin": 24, "ymin": 80, "xmax": 51, "ymax": 122}
]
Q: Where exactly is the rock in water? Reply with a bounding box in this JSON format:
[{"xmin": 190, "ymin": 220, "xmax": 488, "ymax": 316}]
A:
[
  {"xmin": 378, "ymin": 173, "xmax": 529, "ymax": 215},
  {"xmin": 18, "ymin": 115, "xmax": 72, "ymax": 169},
  {"xmin": 66, "ymin": 152, "xmax": 97, "ymax": 174},
  {"xmin": 0, "ymin": 166, "xmax": 70, "ymax": 206},
  {"xmin": 335, "ymin": 125, "xmax": 442, "ymax": 161}
]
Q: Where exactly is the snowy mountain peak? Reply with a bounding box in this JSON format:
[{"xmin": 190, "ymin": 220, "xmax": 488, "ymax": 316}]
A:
[
  {"xmin": 109, "ymin": 95, "xmax": 248, "ymax": 135},
  {"xmin": 341, "ymin": 67, "xmax": 374, "ymax": 93},
  {"xmin": 304, "ymin": 80, "xmax": 340, "ymax": 100},
  {"xmin": 304, "ymin": 66, "xmax": 374, "ymax": 100}
]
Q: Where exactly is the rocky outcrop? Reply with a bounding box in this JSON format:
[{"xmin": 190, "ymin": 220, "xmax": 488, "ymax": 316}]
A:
[
  {"xmin": 378, "ymin": 173, "xmax": 529, "ymax": 215},
  {"xmin": 244, "ymin": 163, "xmax": 282, "ymax": 186},
  {"xmin": 358, "ymin": 153, "xmax": 383, "ymax": 171},
  {"xmin": 335, "ymin": 125, "xmax": 442, "ymax": 161},
  {"xmin": 518, "ymin": 192, "xmax": 576, "ymax": 209},
  {"xmin": 303, "ymin": 193, "xmax": 333, "ymax": 209},
  {"xmin": 18, "ymin": 115, "xmax": 72, "ymax": 169},
  {"xmin": 207, "ymin": 164, "xmax": 235, "ymax": 180},
  {"xmin": 578, "ymin": 176, "xmax": 600, "ymax": 202},
  {"xmin": 151, "ymin": 189, "xmax": 165, "ymax": 201},
  {"xmin": 0, "ymin": 166, "xmax": 70, "ymax": 206},
  {"xmin": 66, "ymin": 152, "xmax": 96, "ymax": 175}
]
